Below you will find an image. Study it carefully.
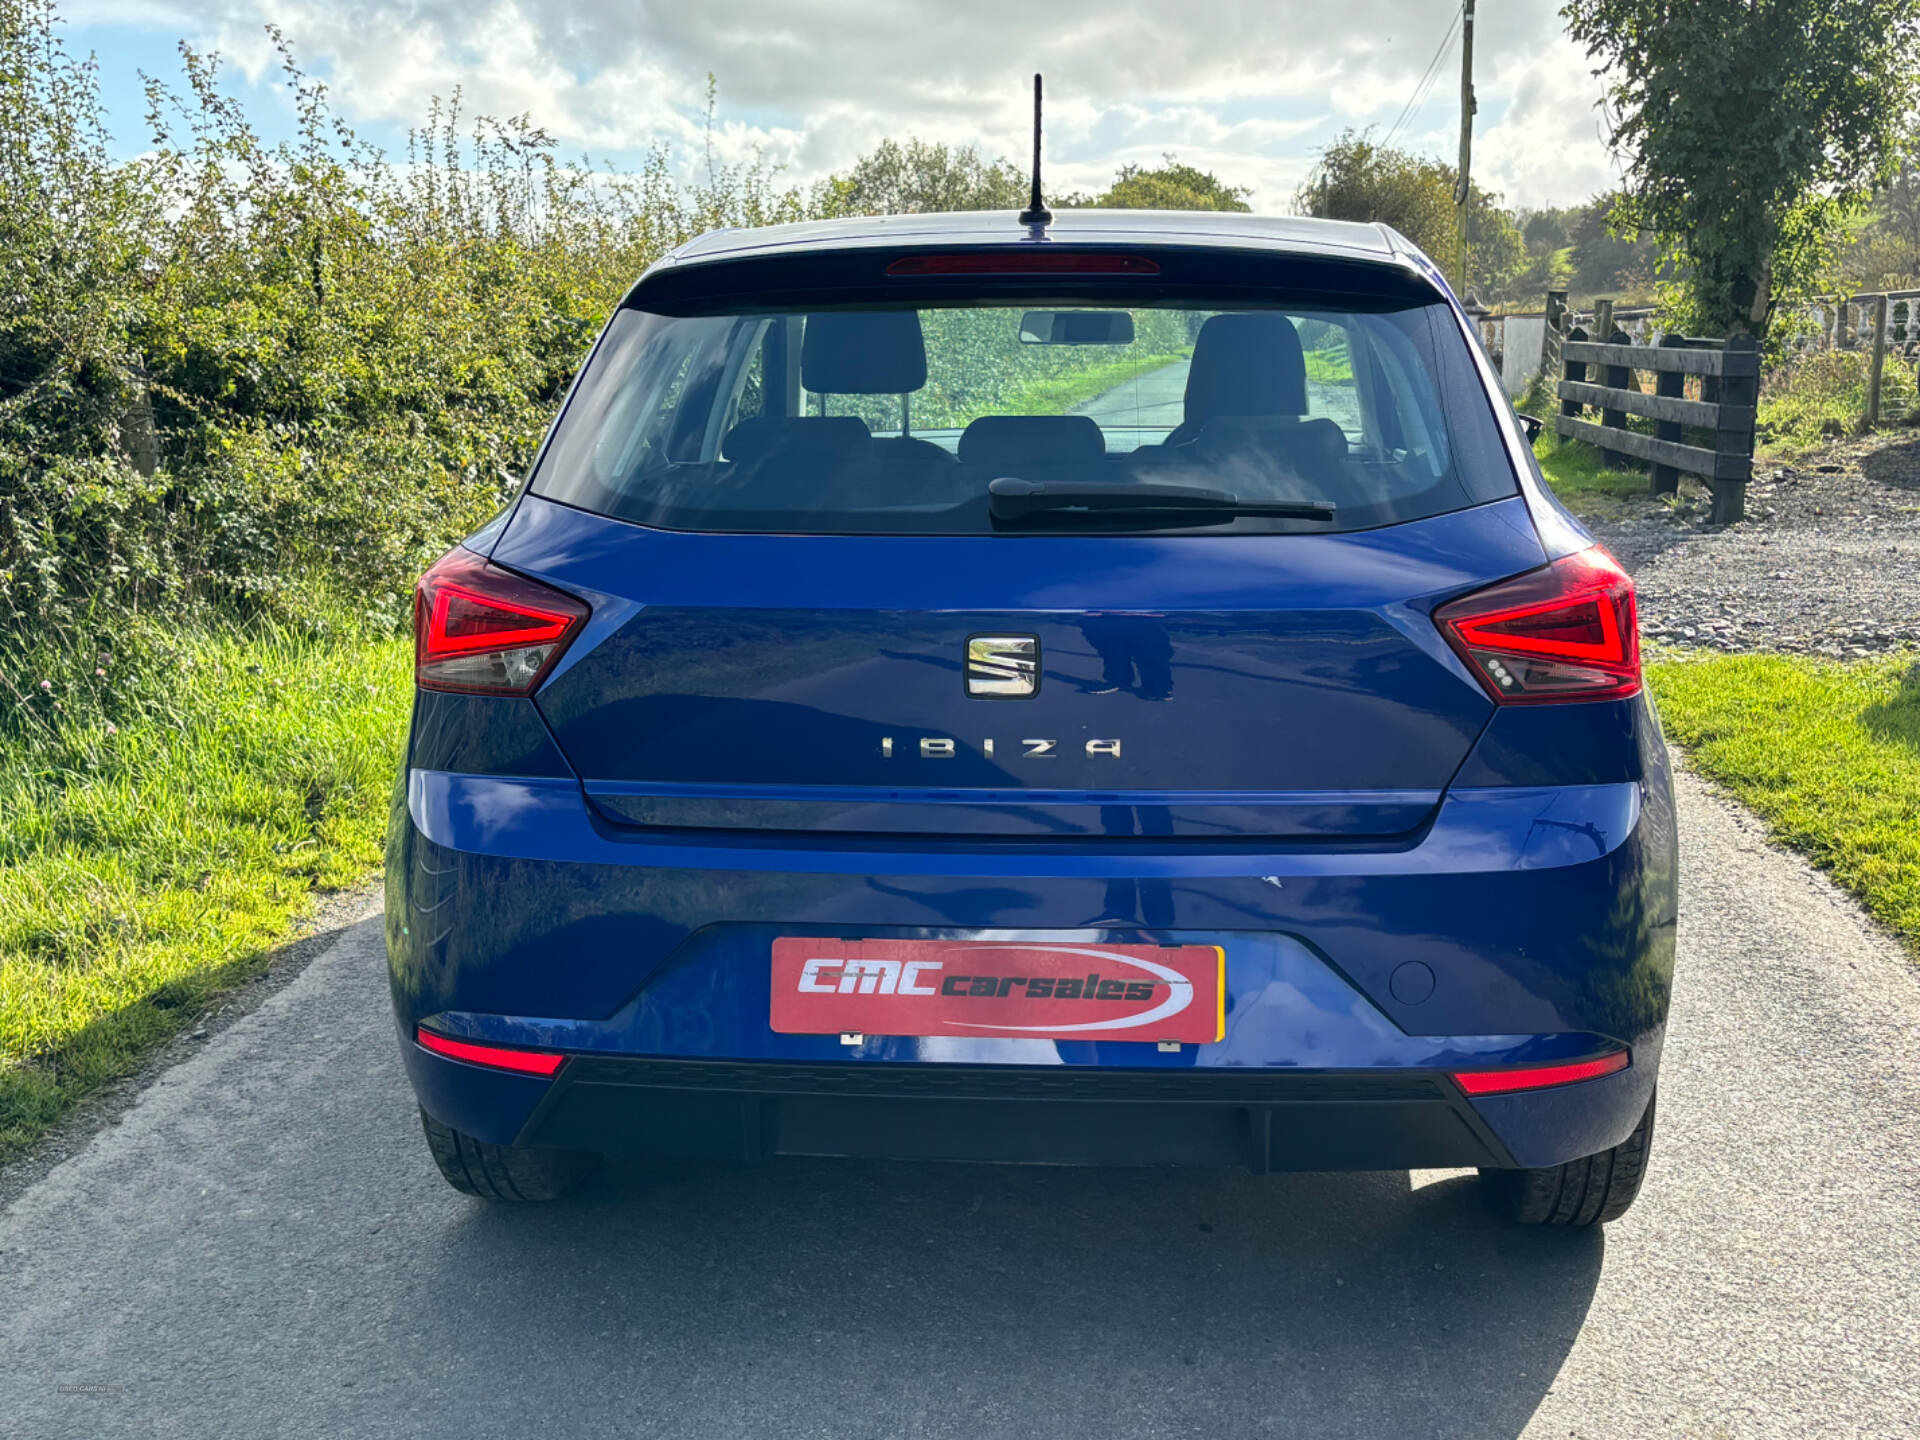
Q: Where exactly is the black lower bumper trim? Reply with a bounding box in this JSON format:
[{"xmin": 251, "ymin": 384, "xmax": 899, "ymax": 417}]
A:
[{"xmin": 519, "ymin": 1059, "xmax": 1515, "ymax": 1173}]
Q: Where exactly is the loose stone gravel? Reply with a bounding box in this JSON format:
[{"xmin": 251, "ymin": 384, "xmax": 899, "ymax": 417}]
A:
[{"xmin": 1581, "ymin": 431, "xmax": 1920, "ymax": 656}]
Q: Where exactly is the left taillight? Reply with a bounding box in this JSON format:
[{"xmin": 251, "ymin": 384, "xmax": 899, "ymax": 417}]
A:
[
  {"xmin": 414, "ymin": 546, "xmax": 589, "ymax": 696},
  {"xmin": 416, "ymin": 1027, "xmax": 566, "ymax": 1076},
  {"xmin": 1435, "ymin": 545, "xmax": 1641, "ymax": 705}
]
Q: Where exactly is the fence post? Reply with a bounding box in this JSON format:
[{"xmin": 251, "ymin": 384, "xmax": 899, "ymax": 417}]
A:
[
  {"xmin": 1594, "ymin": 299, "xmax": 1614, "ymax": 345},
  {"xmin": 1712, "ymin": 334, "xmax": 1758, "ymax": 525},
  {"xmin": 1560, "ymin": 325, "xmax": 1588, "ymax": 420},
  {"xmin": 117, "ymin": 362, "xmax": 159, "ymax": 479},
  {"xmin": 1542, "ymin": 289, "xmax": 1568, "ymax": 378},
  {"xmin": 1600, "ymin": 325, "xmax": 1631, "ymax": 470},
  {"xmin": 1866, "ymin": 293, "xmax": 1890, "ymax": 429},
  {"xmin": 1650, "ymin": 333, "xmax": 1687, "ymax": 495}
]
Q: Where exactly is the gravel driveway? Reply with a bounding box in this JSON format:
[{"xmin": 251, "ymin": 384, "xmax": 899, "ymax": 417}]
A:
[
  {"xmin": 1584, "ymin": 432, "xmax": 1920, "ymax": 656},
  {"xmin": 2, "ymin": 767, "xmax": 1916, "ymax": 1439}
]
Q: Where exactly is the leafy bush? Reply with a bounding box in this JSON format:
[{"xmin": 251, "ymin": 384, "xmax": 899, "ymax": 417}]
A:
[{"xmin": 0, "ymin": 2, "xmax": 803, "ymax": 741}]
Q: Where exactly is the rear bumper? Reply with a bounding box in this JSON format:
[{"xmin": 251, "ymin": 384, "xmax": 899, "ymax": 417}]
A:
[
  {"xmin": 386, "ymin": 754, "xmax": 1677, "ymax": 1173},
  {"xmin": 453, "ymin": 1055, "xmax": 1521, "ymax": 1170}
]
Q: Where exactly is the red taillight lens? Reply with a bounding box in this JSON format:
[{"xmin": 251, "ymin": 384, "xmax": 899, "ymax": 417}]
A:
[
  {"xmin": 416, "ymin": 1027, "xmax": 566, "ymax": 1077},
  {"xmin": 1451, "ymin": 1049, "xmax": 1630, "ymax": 1096},
  {"xmin": 1435, "ymin": 547, "xmax": 1640, "ymax": 705},
  {"xmin": 885, "ymin": 253, "xmax": 1160, "ymax": 276},
  {"xmin": 414, "ymin": 547, "xmax": 589, "ymax": 696}
]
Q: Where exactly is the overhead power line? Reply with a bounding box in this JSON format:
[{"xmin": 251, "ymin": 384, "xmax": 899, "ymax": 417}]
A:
[{"xmin": 1381, "ymin": 3, "xmax": 1463, "ymax": 152}]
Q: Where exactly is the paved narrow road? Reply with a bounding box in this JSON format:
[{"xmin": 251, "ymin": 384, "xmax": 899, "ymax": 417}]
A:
[
  {"xmin": 1075, "ymin": 357, "xmax": 1189, "ymax": 428},
  {"xmin": 1073, "ymin": 358, "xmax": 1365, "ymax": 437},
  {"xmin": 3, "ymin": 767, "xmax": 1917, "ymax": 1439}
]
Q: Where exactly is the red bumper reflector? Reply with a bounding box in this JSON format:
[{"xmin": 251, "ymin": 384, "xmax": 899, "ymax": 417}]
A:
[
  {"xmin": 416, "ymin": 1027, "xmax": 565, "ymax": 1077},
  {"xmin": 1451, "ymin": 1050, "xmax": 1629, "ymax": 1096}
]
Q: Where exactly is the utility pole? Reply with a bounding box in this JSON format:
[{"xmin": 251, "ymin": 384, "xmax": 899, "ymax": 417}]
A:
[{"xmin": 1455, "ymin": 0, "xmax": 1477, "ymax": 296}]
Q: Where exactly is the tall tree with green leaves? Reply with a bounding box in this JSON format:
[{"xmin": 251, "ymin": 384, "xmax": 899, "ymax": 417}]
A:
[
  {"xmin": 1294, "ymin": 130, "xmax": 1525, "ymax": 297},
  {"xmin": 814, "ymin": 139, "xmax": 1026, "ymax": 217},
  {"xmin": 1563, "ymin": 0, "xmax": 1920, "ymax": 336},
  {"xmin": 1085, "ymin": 159, "xmax": 1252, "ymax": 212}
]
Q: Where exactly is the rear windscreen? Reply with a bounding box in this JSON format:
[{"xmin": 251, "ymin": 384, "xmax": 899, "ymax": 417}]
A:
[{"xmin": 527, "ymin": 296, "xmax": 1518, "ymax": 535}]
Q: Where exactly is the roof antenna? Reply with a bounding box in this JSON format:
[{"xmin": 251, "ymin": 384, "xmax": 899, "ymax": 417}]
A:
[{"xmin": 1018, "ymin": 73, "xmax": 1052, "ymax": 228}]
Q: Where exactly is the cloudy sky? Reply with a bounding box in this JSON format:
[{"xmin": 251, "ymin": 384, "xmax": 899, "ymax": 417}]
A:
[{"xmin": 63, "ymin": 0, "xmax": 1622, "ymax": 211}]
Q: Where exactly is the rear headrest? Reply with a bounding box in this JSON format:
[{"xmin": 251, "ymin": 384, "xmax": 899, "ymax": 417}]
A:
[
  {"xmin": 721, "ymin": 415, "xmax": 871, "ymax": 464},
  {"xmin": 957, "ymin": 415, "xmax": 1106, "ymax": 472},
  {"xmin": 801, "ymin": 311, "xmax": 927, "ymax": 395},
  {"xmin": 1183, "ymin": 313, "xmax": 1307, "ymax": 427}
]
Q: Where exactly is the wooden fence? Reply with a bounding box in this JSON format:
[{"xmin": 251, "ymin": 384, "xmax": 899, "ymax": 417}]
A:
[
  {"xmin": 1556, "ymin": 328, "xmax": 1760, "ymax": 525},
  {"xmin": 1535, "ymin": 285, "xmax": 1918, "ymax": 431}
]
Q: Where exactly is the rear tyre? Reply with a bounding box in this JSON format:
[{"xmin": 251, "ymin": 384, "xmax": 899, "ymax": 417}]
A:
[
  {"xmin": 419, "ymin": 1108, "xmax": 597, "ymax": 1201},
  {"xmin": 1479, "ymin": 1089, "xmax": 1656, "ymax": 1226}
]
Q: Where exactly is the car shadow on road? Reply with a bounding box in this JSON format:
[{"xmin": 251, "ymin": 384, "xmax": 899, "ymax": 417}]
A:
[{"xmin": 418, "ymin": 1156, "xmax": 1601, "ymax": 1438}]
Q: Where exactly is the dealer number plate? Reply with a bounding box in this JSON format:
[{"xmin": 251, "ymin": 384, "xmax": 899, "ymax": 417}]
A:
[{"xmin": 769, "ymin": 938, "xmax": 1224, "ymax": 1044}]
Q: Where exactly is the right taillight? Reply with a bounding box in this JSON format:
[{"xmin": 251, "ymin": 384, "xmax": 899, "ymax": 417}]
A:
[
  {"xmin": 1435, "ymin": 546, "xmax": 1641, "ymax": 704},
  {"xmin": 414, "ymin": 546, "xmax": 589, "ymax": 696}
]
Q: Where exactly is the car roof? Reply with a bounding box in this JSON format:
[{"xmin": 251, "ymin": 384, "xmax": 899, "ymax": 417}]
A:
[{"xmin": 661, "ymin": 209, "xmax": 1408, "ymax": 269}]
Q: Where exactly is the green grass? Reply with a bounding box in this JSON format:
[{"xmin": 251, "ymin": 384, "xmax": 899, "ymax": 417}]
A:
[
  {"xmin": 1302, "ymin": 346, "xmax": 1353, "ymax": 385},
  {"xmin": 1532, "ymin": 430, "xmax": 1658, "ymax": 518},
  {"xmin": 1002, "ymin": 350, "xmax": 1190, "ymax": 417},
  {"xmin": 1649, "ymin": 653, "xmax": 1920, "ymax": 952},
  {"xmin": 0, "ymin": 623, "xmax": 410, "ymax": 1158}
]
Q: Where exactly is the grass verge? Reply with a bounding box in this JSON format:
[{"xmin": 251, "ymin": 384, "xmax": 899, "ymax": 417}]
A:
[
  {"xmin": 1532, "ymin": 430, "xmax": 1666, "ymax": 521},
  {"xmin": 1649, "ymin": 652, "xmax": 1920, "ymax": 952},
  {"xmin": 0, "ymin": 623, "xmax": 410, "ymax": 1160}
]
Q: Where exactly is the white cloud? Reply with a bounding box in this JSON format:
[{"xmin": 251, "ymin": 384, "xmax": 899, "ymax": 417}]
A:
[
  {"xmin": 1474, "ymin": 33, "xmax": 1621, "ymax": 209},
  {"xmin": 96, "ymin": 0, "xmax": 1618, "ymax": 208}
]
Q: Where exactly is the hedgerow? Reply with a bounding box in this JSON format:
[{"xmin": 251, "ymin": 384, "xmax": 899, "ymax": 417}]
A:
[{"xmin": 0, "ymin": 1, "xmax": 803, "ymax": 740}]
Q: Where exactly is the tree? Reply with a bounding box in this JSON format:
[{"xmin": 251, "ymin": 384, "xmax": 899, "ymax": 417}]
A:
[
  {"xmin": 1297, "ymin": 132, "xmax": 1453, "ymax": 249},
  {"xmin": 1567, "ymin": 193, "xmax": 1664, "ymax": 298},
  {"xmin": 819, "ymin": 143, "xmax": 1256, "ymax": 218},
  {"xmin": 1521, "ymin": 208, "xmax": 1571, "ymax": 255},
  {"xmin": 1563, "ymin": 0, "xmax": 1920, "ymax": 336},
  {"xmin": 1294, "ymin": 130, "xmax": 1526, "ymax": 297},
  {"xmin": 1845, "ymin": 145, "xmax": 1920, "ymax": 290},
  {"xmin": 814, "ymin": 138, "xmax": 1025, "ymax": 217},
  {"xmin": 1084, "ymin": 158, "xmax": 1251, "ymax": 212}
]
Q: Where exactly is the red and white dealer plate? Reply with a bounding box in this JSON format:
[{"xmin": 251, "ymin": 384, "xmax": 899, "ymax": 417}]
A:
[{"xmin": 769, "ymin": 938, "xmax": 1225, "ymax": 1044}]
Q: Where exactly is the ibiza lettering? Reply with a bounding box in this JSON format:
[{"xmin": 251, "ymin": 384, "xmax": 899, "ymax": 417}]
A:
[{"xmin": 879, "ymin": 737, "xmax": 1121, "ymax": 759}]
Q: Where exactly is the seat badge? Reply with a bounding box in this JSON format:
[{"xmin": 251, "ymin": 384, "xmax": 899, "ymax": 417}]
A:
[{"xmin": 966, "ymin": 635, "xmax": 1039, "ymax": 697}]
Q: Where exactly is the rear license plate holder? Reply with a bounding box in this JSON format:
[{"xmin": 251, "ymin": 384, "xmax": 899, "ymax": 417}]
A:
[{"xmin": 769, "ymin": 938, "xmax": 1224, "ymax": 1043}]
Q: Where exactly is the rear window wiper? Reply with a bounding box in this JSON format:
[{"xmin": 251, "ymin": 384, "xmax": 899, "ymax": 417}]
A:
[{"xmin": 987, "ymin": 475, "xmax": 1336, "ymax": 525}]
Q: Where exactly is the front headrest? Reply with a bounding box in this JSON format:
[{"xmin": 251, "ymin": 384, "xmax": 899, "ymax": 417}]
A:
[
  {"xmin": 957, "ymin": 415, "xmax": 1106, "ymax": 471},
  {"xmin": 801, "ymin": 311, "xmax": 928, "ymax": 395},
  {"xmin": 721, "ymin": 415, "xmax": 871, "ymax": 464},
  {"xmin": 1183, "ymin": 313, "xmax": 1307, "ymax": 426}
]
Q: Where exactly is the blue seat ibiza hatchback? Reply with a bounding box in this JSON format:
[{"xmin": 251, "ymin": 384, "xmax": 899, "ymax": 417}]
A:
[{"xmin": 388, "ymin": 210, "xmax": 1675, "ymax": 1225}]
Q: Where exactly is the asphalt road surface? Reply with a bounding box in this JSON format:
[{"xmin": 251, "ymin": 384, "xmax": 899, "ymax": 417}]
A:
[
  {"xmin": 1075, "ymin": 357, "xmax": 1189, "ymax": 429},
  {"xmin": 3, "ymin": 765, "xmax": 1917, "ymax": 1439}
]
